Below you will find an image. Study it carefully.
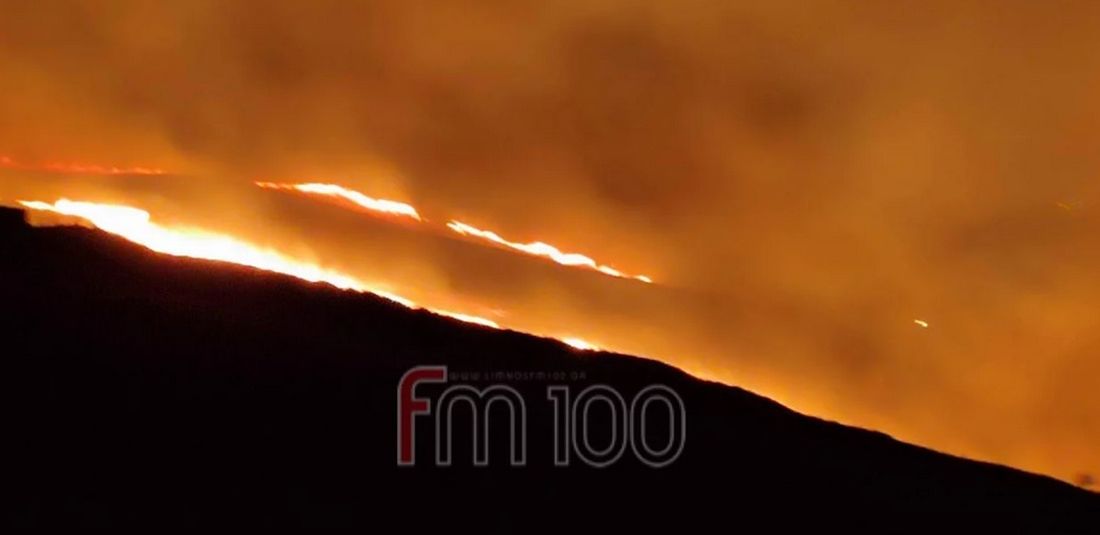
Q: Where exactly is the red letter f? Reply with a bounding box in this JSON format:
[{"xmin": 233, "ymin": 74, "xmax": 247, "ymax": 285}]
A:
[{"xmin": 397, "ymin": 366, "xmax": 447, "ymax": 465}]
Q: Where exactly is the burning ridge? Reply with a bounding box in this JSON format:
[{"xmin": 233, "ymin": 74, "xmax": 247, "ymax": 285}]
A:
[{"xmin": 256, "ymin": 181, "xmax": 653, "ymax": 284}]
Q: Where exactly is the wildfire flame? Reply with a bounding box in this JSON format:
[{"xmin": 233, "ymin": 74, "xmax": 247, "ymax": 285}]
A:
[
  {"xmin": 17, "ymin": 199, "xmax": 498, "ymax": 329},
  {"xmin": 446, "ymin": 220, "xmax": 652, "ymax": 283},
  {"xmin": 256, "ymin": 181, "xmax": 422, "ymax": 221},
  {"xmin": 252, "ymin": 181, "xmax": 651, "ymax": 283},
  {"xmin": 0, "ymin": 155, "xmax": 165, "ymax": 176},
  {"xmin": 562, "ymin": 337, "xmax": 599, "ymax": 351},
  {"xmin": 432, "ymin": 310, "xmax": 502, "ymax": 329}
]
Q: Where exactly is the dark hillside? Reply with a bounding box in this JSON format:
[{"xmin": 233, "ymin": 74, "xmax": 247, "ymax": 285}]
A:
[{"xmin": 2, "ymin": 207, "xmax": 1096, "ymax": 531}]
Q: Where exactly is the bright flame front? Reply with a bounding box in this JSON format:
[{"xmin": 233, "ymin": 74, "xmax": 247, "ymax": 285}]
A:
[
  {"xmin": 251, "ymin": 182, "xmax": 652, "ymax": 283},
  {"xmin": 256, "ymin": 182, "xmax": 422, "ymax": 221},
  {"xmin": 446, "ymin": 220, "xmax": 652, "ymax": 283},
  {"xmin": 18, "ymin": 199, "xmax": 500, "ymax": 329},
  {"xmin": 562, "ymin": 337, "xmax": 599, "ymax": 351}
]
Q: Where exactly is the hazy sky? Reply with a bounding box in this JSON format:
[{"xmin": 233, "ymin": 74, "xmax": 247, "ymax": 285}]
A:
[{"xmin": 2, "ymin": 0, "xmax": 1098, "ymax": 483}]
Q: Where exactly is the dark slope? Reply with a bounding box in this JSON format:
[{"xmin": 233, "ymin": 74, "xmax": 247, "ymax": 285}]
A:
[{"xmin": 1, "ymin": 206, "xmax": 1097, "ymax": 531}]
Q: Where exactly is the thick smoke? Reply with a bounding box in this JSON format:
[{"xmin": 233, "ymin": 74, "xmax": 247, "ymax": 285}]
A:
[{"xmin": 1, "ymin": 0, "xmax": 1098, "ymax": 482}]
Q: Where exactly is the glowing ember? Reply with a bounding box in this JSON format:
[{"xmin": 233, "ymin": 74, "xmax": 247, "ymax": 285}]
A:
[
  {"xmin": 0, "ymin": 155, "xmax": 165, "ymax": 175},
  {"xmin": 446, "ymin": 220, "xmax": 652, "ymax": 283},
  {"xmin": 433, "ymin": 310, "xmax": 501, "ymax": 329},
  {"xmin": 562, "ymin": 337, "xmax": 599, "ymax": 351},
  {"xmin": 17, "ymin": 199, "xmax": 498, "ymax": 328},
  {"xmin": 256, "ymin": 182, "xmax": 422, "ymax": 221}
]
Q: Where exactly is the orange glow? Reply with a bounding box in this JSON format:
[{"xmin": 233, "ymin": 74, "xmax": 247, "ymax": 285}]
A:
[
  {"xmin": 255, "ymin": 181, "xmax": 422, "ymax": 221},
  {"xmin": 446, "ymin": 221, "xmax": 652, "ymax": 283},
  {"xmin": 562, "ymin": 337, "xmax": 599, "ymax": 351},
  {"xmin": 17, "ymin": 199, "xmax": 501, "ymax": 329},
  {"xmin": 0, "ymin": 155, "xmax": 165, "ymax": 175},
  {"xmin": 252, "ymin": 181, "xmax": 651, "ymax": 283},
  {"xmin": 432, "ymin": 310, "xmax": 502, "ymax": 329}
]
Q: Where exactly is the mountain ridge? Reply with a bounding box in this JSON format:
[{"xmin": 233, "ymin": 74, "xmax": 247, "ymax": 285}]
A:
[{"xmin": 2, "ymin": 206, "xmax": 1097, "ymax": 531}]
